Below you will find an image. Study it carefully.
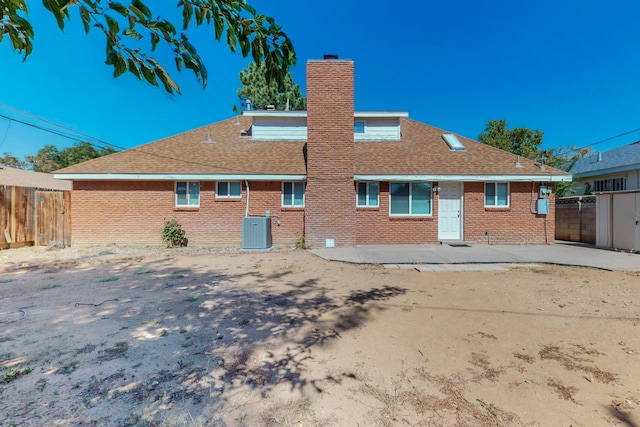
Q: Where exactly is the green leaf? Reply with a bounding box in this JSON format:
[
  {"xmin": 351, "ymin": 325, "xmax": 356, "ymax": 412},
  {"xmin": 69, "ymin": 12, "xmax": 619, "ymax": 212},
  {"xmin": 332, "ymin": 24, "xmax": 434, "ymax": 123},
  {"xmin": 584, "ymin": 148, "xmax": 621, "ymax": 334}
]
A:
[
  {"xmin": 175, "ymin": 56, "xmax": 183, "ymax": 72},
  {"xmin": 150, "ymin": 33, "xmax": 159, "ymax": 51},
  {"xmin": 127, "ymin": 58, "xmax": 142, "ymax": 80},
  {"xmin": 213, "ymin": 13, "xmax": 223, "ymax": 39},
  {"xmin": 43, "ymin": 0, "xmax": 67, "ymax": 30},
  {"xmin": 181, "ymin": 0, "xmax": 192, "ymax": 30},
  {"xmin": 140, "ymin": 61, "xmax": 158, "ymax": 86},
  {"xmin": 105, "ymin": 15, "xmax": 120, "ymax": 36},
  {"xmin": 79, "ymin": 6, "xmax": 91, "ymax": 34},
  {"xmin": 149, "ymin": 58, "xmax": 180, "ymax": 94},
  {"xmin": 131, "ymin": 0, "xmax": 152, "ymax": 20},
  {"xmin": 128, "ymin": 5, "xmax": 145, "ymax": 21},
  {"xmin": 113, "ymin": 53, "xmax": 127, "ymax": 77},
  {"xmin": 123, "ymin": 29, "xmax": 142, "ymax": 40},
  {"xmin": 195, "ymin": 7, "xmax": 204, "ymax": 26},
  {"xmin": 109, "ymin": 2, "xmax": 128, "ymax": 17}
]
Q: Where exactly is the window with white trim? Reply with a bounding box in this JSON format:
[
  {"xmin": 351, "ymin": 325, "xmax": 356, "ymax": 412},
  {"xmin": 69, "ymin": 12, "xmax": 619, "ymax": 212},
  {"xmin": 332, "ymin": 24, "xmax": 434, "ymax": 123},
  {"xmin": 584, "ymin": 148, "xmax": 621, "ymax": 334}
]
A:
[
  {"xmin": 390, "ymin": 182, "xmax": 432, "ymax": 215},
  {"xmin": 216, "ymin": 181, "xmax": 241, "ymax": 198},
  {"xmin": 357, "ymin": 182, "xmax": 379, "ymax": 207},
  {"xmin": 354, "ymin": 121, "xmax": 365, "ymax": 134},
  {"xmin": 485, "ymin": 182, "xmax": 509, "ymax": 207},
  {"xmin": 282, "ymin": 182, "xmax": 304, "ymax": 207},
  {"xmin": 175, "ymin": 181, "xmax": 200, "ymax": 207}
]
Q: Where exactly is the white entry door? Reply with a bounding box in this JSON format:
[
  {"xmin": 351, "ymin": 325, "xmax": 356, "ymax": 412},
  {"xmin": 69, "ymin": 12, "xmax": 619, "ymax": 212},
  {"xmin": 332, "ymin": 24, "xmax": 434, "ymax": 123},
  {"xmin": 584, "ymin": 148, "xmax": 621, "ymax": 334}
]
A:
[{"xmin": 438, "ymin": 182, "xmax": 462, "ymax": 240}]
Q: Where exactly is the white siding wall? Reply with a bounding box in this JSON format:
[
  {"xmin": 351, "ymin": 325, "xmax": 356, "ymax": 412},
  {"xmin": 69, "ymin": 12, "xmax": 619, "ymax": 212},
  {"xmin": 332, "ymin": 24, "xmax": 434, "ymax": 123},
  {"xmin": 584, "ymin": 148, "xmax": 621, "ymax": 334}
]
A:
[
  {"xmin": 573, "ymin": 168, "xmax": 640, "ymax": 195},
  {"xmin": 355, "ymin": 118, "xmax": 401, "ymax": 141},
  {"xmin": 252, "ymin": 117, "xmax": 307, "ymax": 140},
  {"xmin": 250, "ymin": 116, "xmax": 402, "ymax": 141}
]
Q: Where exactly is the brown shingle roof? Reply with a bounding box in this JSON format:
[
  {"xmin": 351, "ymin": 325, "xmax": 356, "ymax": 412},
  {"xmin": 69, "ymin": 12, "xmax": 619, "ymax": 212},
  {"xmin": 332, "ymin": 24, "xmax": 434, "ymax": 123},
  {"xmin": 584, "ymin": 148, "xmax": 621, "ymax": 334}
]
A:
[
  {"xmin": 356, "ymin": 118, "xmax": 568, "ymax": 177},
  {"xmin": 0, "ymin": 166, "xmax": 72, "ymax": 190},
  {"xmin": 55, "ymin": 115, "xmax": 569, "ymax": 178},
  {"xmin": 55, "ymin": 116, "xmax": 306, "ymax": 175}
]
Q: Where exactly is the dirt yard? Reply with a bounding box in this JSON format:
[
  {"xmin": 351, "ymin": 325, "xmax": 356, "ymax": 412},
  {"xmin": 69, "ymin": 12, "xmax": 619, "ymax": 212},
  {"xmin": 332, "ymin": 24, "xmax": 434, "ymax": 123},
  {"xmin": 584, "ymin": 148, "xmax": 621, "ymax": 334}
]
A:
[{"xmin": 1, "ymin": 245, "xmax": 639, "ymax": 426}]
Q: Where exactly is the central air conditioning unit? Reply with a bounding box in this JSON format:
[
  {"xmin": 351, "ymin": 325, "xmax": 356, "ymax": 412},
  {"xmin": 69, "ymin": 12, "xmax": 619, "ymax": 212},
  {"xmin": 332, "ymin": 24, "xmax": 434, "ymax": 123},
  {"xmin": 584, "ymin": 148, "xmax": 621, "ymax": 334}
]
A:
[{"xmin": 241, "ymin": 217, "xmax": 272, "ymax": 250}]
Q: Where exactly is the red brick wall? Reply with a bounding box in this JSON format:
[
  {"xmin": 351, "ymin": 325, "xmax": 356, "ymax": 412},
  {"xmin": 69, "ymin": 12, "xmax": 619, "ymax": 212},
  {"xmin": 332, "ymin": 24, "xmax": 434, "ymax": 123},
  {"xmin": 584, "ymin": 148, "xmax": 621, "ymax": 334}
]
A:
[
  {"xmin": 71, "ymin": 181, "xmax": 304, "ymax": 247},
  {"xmin": 463, "ymin": 182, "xmax": 555, "ymax": 244},
  {"xmin": 356, "ymin": 182, "xmax": 439, "ymax": 244},
  {"xmin": 305, "ymin": 59, "xmax": 356, "ymax": 248},
  {"xmin": 355, "ymin": 181, "xmax": 555, "ymax": 245}
]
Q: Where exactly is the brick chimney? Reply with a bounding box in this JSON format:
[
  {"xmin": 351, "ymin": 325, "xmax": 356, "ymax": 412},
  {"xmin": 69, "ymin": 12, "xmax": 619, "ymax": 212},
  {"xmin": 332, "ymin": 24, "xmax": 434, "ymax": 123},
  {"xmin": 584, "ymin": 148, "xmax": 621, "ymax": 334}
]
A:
[{"xmin": 304, "ymin": 58, "xmax": 356, "ymax": 247}]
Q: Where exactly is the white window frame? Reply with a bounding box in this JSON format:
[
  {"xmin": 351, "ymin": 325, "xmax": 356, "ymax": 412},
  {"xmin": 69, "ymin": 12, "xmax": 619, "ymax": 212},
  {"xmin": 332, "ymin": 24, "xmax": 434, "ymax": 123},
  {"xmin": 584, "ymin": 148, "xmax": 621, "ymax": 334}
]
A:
[
  {"xmin": 175, "ymin": 181, "xmax": 200, "ymax": 207},
  {"xmin": 216, "ymin": 181, "xmax": 242, "ymax": 199},
  {"xmin": 282, "ymin": 181, "xmax": 305, "ymax": 207},
  {"xmin": 356, "ymin": 182, "xmax": 379, "ymax": 207},
  {"xmin": 485, "ymin": 182, "xmax": 510, "ymax": 207},
  {"xmin": 389, "ymin": 182, "xmax": 432, "ymax": 216}
]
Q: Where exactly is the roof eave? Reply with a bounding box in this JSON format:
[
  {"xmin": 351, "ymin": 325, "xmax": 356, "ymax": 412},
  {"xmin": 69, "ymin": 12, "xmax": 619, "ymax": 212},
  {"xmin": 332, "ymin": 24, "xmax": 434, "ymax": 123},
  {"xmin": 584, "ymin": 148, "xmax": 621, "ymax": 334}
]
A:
[
  {"xmin": 354, "ymin": 174, "xmax": 572, "ymax": 183},
  {"xmin": 54, "ymin": 173, "xmax": 307, "ymax": 181}
]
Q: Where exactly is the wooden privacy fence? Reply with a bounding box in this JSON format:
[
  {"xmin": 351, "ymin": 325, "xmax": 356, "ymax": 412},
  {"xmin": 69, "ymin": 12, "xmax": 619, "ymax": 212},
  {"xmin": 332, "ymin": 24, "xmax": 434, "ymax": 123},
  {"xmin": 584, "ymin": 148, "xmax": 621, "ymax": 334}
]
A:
[
  {"xmin": 555, "ymin": 196, "xmax": 596, "ymax": 244},
  {"xmin": 0, "ymin": 185, "xmax": 71, "ymax": 249}
]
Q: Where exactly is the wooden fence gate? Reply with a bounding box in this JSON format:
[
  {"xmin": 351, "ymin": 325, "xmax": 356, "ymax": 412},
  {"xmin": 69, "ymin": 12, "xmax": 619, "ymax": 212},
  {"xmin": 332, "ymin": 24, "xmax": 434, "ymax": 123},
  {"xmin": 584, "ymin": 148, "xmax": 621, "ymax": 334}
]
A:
[{"xmin": 0, "ymin": 186, "xmax": 71, "ymax": 249}]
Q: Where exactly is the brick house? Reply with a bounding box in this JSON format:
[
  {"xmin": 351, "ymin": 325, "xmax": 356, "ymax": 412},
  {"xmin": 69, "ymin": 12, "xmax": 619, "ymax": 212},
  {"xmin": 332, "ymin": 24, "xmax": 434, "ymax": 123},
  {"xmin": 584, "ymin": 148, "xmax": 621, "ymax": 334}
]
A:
[{"xmin": 55, "ymin": 58, "xmax": 570, "ymax": 248}]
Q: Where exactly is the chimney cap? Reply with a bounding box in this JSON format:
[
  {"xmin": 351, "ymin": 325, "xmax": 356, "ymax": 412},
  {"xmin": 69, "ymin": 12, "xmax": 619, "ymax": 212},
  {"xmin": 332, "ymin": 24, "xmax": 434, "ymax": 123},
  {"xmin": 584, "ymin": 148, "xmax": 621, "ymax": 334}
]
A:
[{"xmin": 323, "ymin": 54, "xmax": 339, "ymax": 60}]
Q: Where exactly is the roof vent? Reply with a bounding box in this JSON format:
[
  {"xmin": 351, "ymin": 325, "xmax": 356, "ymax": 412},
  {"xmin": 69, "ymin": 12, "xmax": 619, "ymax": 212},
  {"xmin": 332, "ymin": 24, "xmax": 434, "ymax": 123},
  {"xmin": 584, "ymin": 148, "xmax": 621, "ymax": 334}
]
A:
[
  {"xmin": 515, "ymin": 155, "xmax": 523, "ymax": 168},
  {"xmin": 203, "ymin": 131, "xmax": 214, "ymax": 144},
  {"xmin": 442, "ymin": 134, "xmax": 465, "ymax": 151},
  {"xmin": 324, "ymin": 54, "xmax": 339, "ymax": 60}
]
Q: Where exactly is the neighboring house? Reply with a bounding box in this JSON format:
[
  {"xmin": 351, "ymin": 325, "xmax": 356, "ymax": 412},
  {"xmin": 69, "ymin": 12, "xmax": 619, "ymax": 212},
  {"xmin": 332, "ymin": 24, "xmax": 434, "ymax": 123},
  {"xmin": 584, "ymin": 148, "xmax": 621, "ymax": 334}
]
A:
[
  {"xmin": 570, "ymin": 142, "xmax": 640, "ymax": 195},
  {"xmin": 565, "ymin": 142, "xmax": 640, "ymax": 251},
  {"xmin": 54, "ymin": 58, "xmax": 570, "ymax": 248},
  {"xmin": 1, "ymin": 166, "xmax": 72, "ymax": 247},
  {"xmin": 1, "ymin": 166, "xmax": 72, "ymax": 192}
]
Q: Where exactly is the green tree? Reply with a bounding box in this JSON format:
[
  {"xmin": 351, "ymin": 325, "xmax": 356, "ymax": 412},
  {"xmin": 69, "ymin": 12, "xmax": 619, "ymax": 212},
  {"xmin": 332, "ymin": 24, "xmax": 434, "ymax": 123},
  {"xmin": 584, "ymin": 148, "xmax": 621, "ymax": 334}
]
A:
[
  {"xmin": 0, "ymin": 152, "xmax": 28, "ymax": 169},
  {"xmin": 1, "ymin": 0, "xmax": 296, "ymax": 95},
  {"xmin": 477, "ymin": 119, "xmax": 543, "ymax": 160},
  {"xmin": 478, "ymin": 119, "xmax": 590, "ymax": 197},
  {"xmin": 478, "ymin": 119, "xmax": 589, "ymax": 168},
  {"xmin": 233, "ymin": 61, "xmax": 305, "ymax": 111},
  {"xmin": 26, "ymin": 145, "xmax": 61, "ymax": 172},
  {"xmin": 26, "ymin": 142, "xmax": 116, "ymax": 172}
]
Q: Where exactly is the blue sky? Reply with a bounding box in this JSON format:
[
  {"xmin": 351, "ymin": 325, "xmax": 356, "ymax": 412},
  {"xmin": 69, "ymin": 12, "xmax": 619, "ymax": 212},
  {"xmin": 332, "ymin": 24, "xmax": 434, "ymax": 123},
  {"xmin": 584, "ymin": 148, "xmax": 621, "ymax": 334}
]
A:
[{"xmin": 1, "ymin": 0, "xmax": 640, "ymax": 161}]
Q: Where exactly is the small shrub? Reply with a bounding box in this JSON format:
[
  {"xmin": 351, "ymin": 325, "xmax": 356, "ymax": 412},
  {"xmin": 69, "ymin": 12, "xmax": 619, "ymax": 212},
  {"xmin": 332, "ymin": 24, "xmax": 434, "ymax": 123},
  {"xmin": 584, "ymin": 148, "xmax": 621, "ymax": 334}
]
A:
[
  {"xmin": 295, "ymin": 236, "xmax": 308, "ymax": 249},
  {"xmin": 162, "ymin": 219, "xmax": 187, "ymax": 248}
]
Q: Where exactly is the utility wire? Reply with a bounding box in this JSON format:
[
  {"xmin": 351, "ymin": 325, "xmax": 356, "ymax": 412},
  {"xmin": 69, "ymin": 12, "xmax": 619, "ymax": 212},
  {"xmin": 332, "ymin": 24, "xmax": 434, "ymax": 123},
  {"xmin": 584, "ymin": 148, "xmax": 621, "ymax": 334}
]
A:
[
  {"xmin": 0, "ymin": 103, "xmax": 117, "ymax": 149},
  {"xmin": 0, "ymin": 108, "xmax": 266, "ymax": 174},
  {"xmin": 580, "ymin": 126, "xmax": 640, "ymax": 149},
  {"xmin": 0, "ymin": 113, "xmax": 104, "ymax": 148}
]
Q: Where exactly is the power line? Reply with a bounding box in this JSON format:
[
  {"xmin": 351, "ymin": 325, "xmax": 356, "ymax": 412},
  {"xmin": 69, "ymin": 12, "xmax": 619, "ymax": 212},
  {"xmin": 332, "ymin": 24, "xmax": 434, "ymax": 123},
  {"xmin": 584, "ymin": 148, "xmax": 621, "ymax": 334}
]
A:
[
  {"xmin": 0, "ymin": 107, "xmax": 259, "ymax": 174},
  {"xmin": 0, "ymin": 113, "xmax": 104, "ymax": 148},
  {"xmin": 580, "ymin": 126, "xmax": 640, "ymax": 149},
  {"xmin": 0, "ymin": 103, "xmax": 117, "ymax": 149}
]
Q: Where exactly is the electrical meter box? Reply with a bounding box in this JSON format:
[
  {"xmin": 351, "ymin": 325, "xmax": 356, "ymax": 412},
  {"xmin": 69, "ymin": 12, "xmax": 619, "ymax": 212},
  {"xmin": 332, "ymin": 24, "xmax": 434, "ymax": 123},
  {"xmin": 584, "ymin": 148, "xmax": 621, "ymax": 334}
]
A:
[
  {"xmin": 537, "ymin": 198, "xmax": 549, "ymax": 215},
  {"xmin": 539, "ymin": 185, "xmax": 552, "ymax": 198}
]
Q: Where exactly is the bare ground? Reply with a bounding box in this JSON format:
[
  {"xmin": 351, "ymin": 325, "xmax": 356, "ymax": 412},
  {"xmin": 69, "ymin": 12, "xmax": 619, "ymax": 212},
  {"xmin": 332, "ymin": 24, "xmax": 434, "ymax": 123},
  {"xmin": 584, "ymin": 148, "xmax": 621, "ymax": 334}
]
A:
[{"xmin": 1, "ymin": 245, "xmax": 639, "ymax": 426}]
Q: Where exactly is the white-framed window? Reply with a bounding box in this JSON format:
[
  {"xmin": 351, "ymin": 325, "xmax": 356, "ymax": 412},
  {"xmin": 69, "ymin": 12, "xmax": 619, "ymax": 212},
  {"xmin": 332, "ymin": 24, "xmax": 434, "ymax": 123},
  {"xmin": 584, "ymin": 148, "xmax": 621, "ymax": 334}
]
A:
[
  {"xmin": 216, "ymin": 181, "xmax": 241, "ymax": 198},
  {"xmin": 175, "ymin": 181, "xmax": 200, "ymax": 207},
  {"xmin": 485, "ymin": 182, "xmax": 509, "ymax": 207},
  {"xmin": 390, "ymin": 182, "xmax": 432, "ymax": 216},
  {"xmin": 282, "ymin": 181, "xmax": 305, "ymax": 207},
  {"xmin": 354, "ymin": 120, "xmax": 365, "ymax": 134},
  {"xmin": 357, "ymin": 182, "xmax": 379, "ymax": 207}
]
